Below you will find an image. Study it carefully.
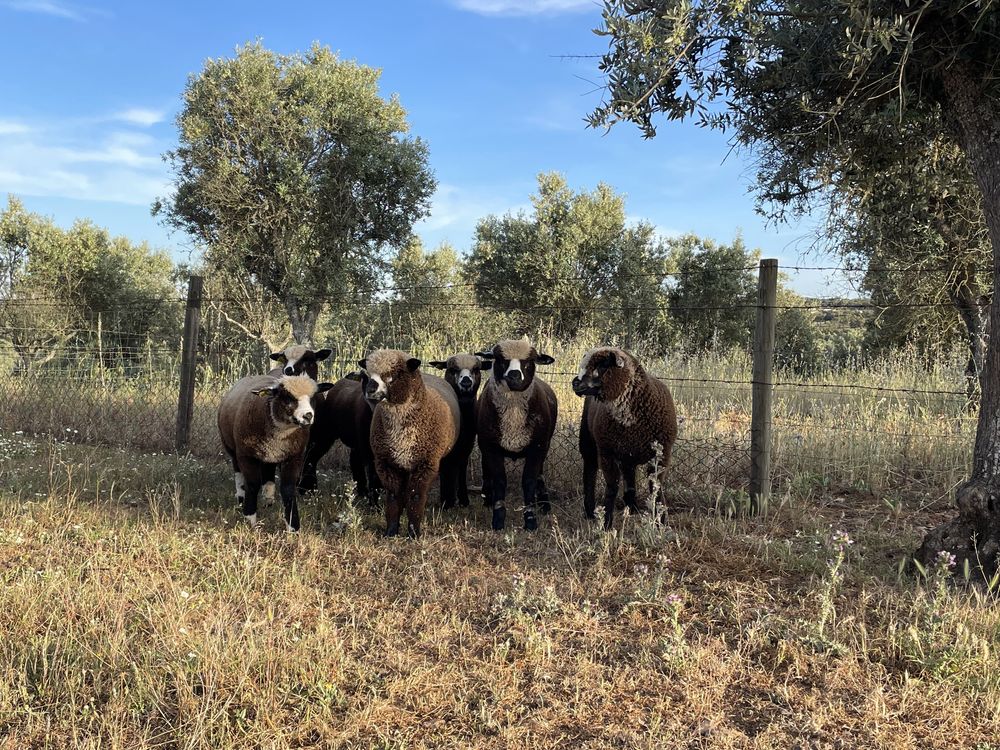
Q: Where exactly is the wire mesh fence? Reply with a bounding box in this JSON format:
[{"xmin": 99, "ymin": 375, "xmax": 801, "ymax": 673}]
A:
[{"xmin": 0, "ymin": 263, "xmax": 984, "ymax": 505}]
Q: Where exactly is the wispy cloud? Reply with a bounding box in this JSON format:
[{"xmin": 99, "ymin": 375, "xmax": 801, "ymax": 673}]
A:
[
  {"xmin": 0, "ymin": 114, "xmax": 169, "ymax": 206},
  {"xmin": 2, "ymin": 0, "xmax": 91, "ymax": 21},
  {"xmin": 113, "ymin": 108, "xmax": 166, "ymax": 127},
  {"xmin": 452, "ymin": 0, "xmax": 595, "ymax": 16},
  {"xmin": 0, "ymin": 119, "xmax": 30, "ymax": 135},
  {"xmin": 417, "ymin": 182, "xmax": 532, "ymax": 247}
]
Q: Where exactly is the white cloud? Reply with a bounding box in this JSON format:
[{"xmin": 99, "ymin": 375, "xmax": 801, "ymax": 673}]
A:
[
  {"xmin": 416, "ymin": 182, "xmax": 532, "ymax": 249},
  {"xmin": 452, "ymin": 0, "xmax": 595, "ymax": 16},
  {"xmin": 0, "ymin": 116, "xmax": 170, "ymax": 206},
  {"xmin": 0, "ymin": 119, "xmax": 30, "ymax": 135},
  {"xmin": 3, "ymin": 0, "xmax": 85, "ymax": 21},
  {"xmin": 113, "ymin": 108, "xmax": 166, "ymax": 127}
]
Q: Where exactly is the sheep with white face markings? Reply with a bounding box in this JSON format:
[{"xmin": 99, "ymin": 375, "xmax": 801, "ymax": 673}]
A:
[
  {"xmin": 476, "ymin": 338, "xmax": 557, "ymax": 532},
  {"xmin": 572, "ymin": 347, "xmax": 678, "ymax": 530},
  {"xmin": 268, "ymin": 345, "xmax": 333, "ymax": 380},
  {"xmin": 363, "ymin": 349, "xmax": 460, "ymax": 538},
  {"xmin": 218, "ymin": 374, "xmax": 333, "ymax": 531},
  {"xmin": 427, "ymin": 353, "xmax": 491, "ymax": 509}
]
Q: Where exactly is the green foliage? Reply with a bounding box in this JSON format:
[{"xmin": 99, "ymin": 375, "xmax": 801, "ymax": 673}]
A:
[
  {"xmin": 156, "ymin": 41, "xmax": 435, "ymax": 344},
  {"xmin": 667, "ymin": 234, "xmax": 757, "ymax": 351},
  {"xmin": 465, "ymin": 172, "xmax": 675, "ymax": 348},
  {"xmin": 0, "ymin": 196, "xmax": 179, "ymax": 373}
]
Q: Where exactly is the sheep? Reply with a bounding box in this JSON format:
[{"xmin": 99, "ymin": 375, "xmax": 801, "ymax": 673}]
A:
[
  {"xmin": 572, "ymin": 347, "xmax": 678, "ymax": 530},
  {"xmin": 475, "ymin": 338, "xmax": 557, "ymax": 532},
  {"xmin": 268, "ymin": 345, "xmax": 333, "ymax": 380},
  {"xmin": 427, "ymin": 353, "xmax": 491, "ymax": 509},
  {"xmin": 298, "ymin": 370, "xmax": 382, "ymax": 503},
  {"xmin": 362, "ymin": 349, "xmax": 461, "ymax": 538},
  {"xmin": 217, "ymin": 373, "xmax": 333, "ymax": 531}
]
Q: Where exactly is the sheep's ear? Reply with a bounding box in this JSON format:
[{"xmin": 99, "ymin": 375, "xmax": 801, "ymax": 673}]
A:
[
  {"xmin": 474, "ymin": 350, "xmax": 494, "ymax": 360},
  {"xmin": 616, "ymin": 354, "xmax": 626, "ymax": 368},
  {"xmin": 345, "ymin": 371, "xmax": 363, "ymax": 382},
  {"xmin": 357, "ymin": 359, "xmax": 367, "ymax": 371},
  {"xmin": 427, "ymin": 360, "xmax": 447, "ymax": 370},
  {"xmin": 315, "ymin": 348, "xmax": 333, "ymax": 362},
  {"xmin": 251, "ymin": 385, "xmax": 277, "ymax": 398},
  {"xmin": 269, "ymin": 352, "xmax": 286, "ymax": 363},
  {"xmin": 536, "ymin": 354, "xmax": 555, "ymax": 366},
  {"xmin": 475, "ymin": 354, "xmax": 492, "ymax": 365},
  {"xmin": 316, "ymin": 382, "xmax": 335, "ymax": 394},
  {"xmin": 406, "ymin": 358, "xmax": 421, "ymax": 372}
]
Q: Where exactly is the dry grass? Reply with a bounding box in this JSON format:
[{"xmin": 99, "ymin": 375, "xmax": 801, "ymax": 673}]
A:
[{"xmin": 0, "ymin": 435, "xmax": 998, "ymax": 749}]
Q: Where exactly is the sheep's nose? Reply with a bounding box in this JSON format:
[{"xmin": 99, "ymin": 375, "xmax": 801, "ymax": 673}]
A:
[
  {"xmin": 300, "ymin": 412, "xmax": 313, "ymax": 425},
  {"xmin": 572, "ymin": 376, "xmax": 581, "ymax": 389},
  {"xmin": 459, "ymin": 376, "xmax": 474, "ymax": 390},
  {"xmin": 507, "ymin": 370, "xmax": 522, "ymax": 383},
  {"xmin": 284, "ymin": 366, "xmax": 294, "ymax": 376}
]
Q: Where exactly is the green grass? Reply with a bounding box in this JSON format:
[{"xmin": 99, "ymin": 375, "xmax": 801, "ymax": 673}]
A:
[{"xmin": 0, "ymin": 436, "xmax": 997, "ymax": 748}]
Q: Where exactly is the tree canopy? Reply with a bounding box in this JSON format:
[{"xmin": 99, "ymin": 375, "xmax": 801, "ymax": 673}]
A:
[
  {"xmin": 590, "ymin": 0, "xmax": 1000, "ymax": 572},
  {"xmin": 155, "ymin": 41, "xmax": 435, "ymax": 344}
]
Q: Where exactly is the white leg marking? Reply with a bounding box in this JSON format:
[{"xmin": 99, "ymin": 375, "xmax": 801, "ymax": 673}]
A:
[
  {"xmin": 234, "ymin": 472, "xmax": 246, "ymax": 502},
  {"xmin": 245, "ymin": 513, "xmax": 258, "ymax": 527}
]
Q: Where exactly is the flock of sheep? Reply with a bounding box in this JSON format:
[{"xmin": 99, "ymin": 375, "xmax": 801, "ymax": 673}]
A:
[{"xmin": 216, "ymin": 338, "xmax": 678, "ymax": 537}]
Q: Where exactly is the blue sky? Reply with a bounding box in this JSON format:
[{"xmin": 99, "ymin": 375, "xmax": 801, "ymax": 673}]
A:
[{"xmin": 0, "ymin": 0, "xmax": 843, "ymax": 295}]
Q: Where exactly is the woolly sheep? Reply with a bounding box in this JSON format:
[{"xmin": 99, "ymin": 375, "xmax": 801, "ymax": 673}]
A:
[
  {"xmin": 362, "ymin": 349, "xmax": 460, "ymax": 538},
  {"xmin": 572, "ymin": 347, "xmax": 677, "ymax": 529},
  {"xmin": 217, "ymin": 374, "xmax": 333, "ymax": 531},
  {"xmin": 475, "ymin": 338, "xmax": 557, "ymax": 532}
]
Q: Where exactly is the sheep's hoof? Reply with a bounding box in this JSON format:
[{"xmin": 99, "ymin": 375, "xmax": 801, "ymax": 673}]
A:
[
  {"xmin": 458, "ymin": 495, "xmax": 470, "ymax": 508},
  {"xmin": 491, "ymin": 507, "xmax": 506, "ymax": 531},
  {"xmin": 442, "ymin": 498, "xmax": 455, "ymax": 511},
  {"xmin": 407, "ymin": 523, "xmax": 420, "ymax": 539},
  {"xmin": 584, "ymin": 511, "xmax": 598, "ymax": 521},
  {"xmin": 385, "ymin": 523, "xmax": 400, "ymax": 538},
  {"xmin": 539, "ymin": 499, "xmax": 551, "ymax": 515},
  {"xmin": 523, "ymin": 513, "xmax": 537, "ymax": 532}
]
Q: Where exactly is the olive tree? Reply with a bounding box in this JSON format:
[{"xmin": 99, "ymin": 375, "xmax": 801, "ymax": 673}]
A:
[
  {"xmin": 590, "ymin": 1, "xmax": 1000, "ymax": 572},
  {"xmin": 156, "ymin": 42, "xmax": 435, "ymax": 345}
]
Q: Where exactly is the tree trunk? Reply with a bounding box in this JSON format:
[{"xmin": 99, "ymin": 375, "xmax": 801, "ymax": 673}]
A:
[
  {"xmin": 285, "ymin": 300, "xmax": 322, "ymax": 346},
  {"xmin": 916, "ymin": 64, "xmax": 1000, "ymax": 577},
  {"xmin": 946, "ymin": 271, "xmax": 989, "ymax": 404}
]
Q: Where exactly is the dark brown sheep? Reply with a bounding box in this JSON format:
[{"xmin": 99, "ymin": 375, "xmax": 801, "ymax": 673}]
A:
[
  {"xmin": 427, "ymin": 353, "xmax": 490, "ymax": 509},
  {"xmin": 572, "ymin": 347, "xmax": 678, "ymax": 530},
  {"xmin": 362, "ymin": 349, "xmax": 460, "ymax": 538},
  {"xmin": 476, "ymin": 338, "xmax": 557, "ymax": 532},
  {"xmin": 268, "ymin": 345, "xmax": 333, "ymax": 380},
  {"xmin": 218, "ymin": 374, "xmax": 333, "ymax": 531},
  {"xmin": 298, "ymin": 371, "xmax": 381, "ymax": 502}
]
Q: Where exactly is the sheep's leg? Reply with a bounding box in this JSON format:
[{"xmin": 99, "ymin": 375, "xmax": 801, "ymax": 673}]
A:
[
  {"xmin": 623, "ymin": 462, "xmax": 643, "ymax": 515},
  {"xmin": 407, "ymin": 466, "xmax": 435, "ymax": 538},
  {"xmin": 521, "ymin": 452, "xmax": 545, "ymax": 532},
  {"xmin": 600, "ymin": 453, "xmax": 621, "ymax": 531},
  {"xmin": 348, "ymin": 448, "xmax": 369, "ymax": 500},
  {"xmin": 483, "ymin": 448, "xmax": 507, "ymax": 531},
  {"xmin": 381, "ymin": 467, "xmax": 407, "ymax": 537},
  {"xmin": 457, "ymin": 450, "xmax": 472, "ymax": 507},
  {"xmin": 278, "ymin": 457, "xmax": 302, "ymax": 532},
  {"xmin": 365, "ymin": 458, "xmax": 382, "ymax": 507},
  {"xmin": 480, "ymin": 452, "xmax": 492, "ymax": 507},
  {"xmin": 238, "ymin": 459, "xmax": 263, "ymax": 528},
  {"xmin": 580, "ymin": 424, "xmax": 599, "ymax": 521},
  {"xmin": 226, "ymin": 450, "xmax": 245, "ymax": 509},
  {"xmin": 299, "ymin": 431, "xmax": 333, "ymax": 493},
  {"xmin": 439, "ymin": 453, "xmax": 458, "ymax": 510},
  {"xmin": 537, "ymin": 472, "xmax": 551, "ymax": 516}
]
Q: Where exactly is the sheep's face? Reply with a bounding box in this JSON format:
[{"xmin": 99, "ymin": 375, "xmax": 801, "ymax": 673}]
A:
[
  {"xmin": 270, "ymin": 345, "xmax": 333, "ymax": 380},
  {"xmin": 359, "ymin": 349, "xmax": 421, "ymax": 404},
  {"xmin": 253, "ymin": 375, "xmax": 334, "ymax": 427},
  {"xmin": 573, "ymin": 348, "xmax": 632, "ymax": 401},
  {"xmin": 428, "ymin": 353, "xmax": 489, "ymax": 398},
  {"xmin": 478, "ymin": 339, "xmax": 554, "ymax": 393}
]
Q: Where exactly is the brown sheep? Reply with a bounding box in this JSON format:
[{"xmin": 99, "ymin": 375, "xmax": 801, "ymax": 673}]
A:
[
  {"xmin": 298, "ymin": 371, "xmax": 381, "ymax": 503},
  {"xmin": 217, "ymin": 374, "xmax": 333, "ymax": 531},
  {"xmin": 572, "ymin": 347, "xmax": 678, "ymax": 530},
  {"xmin": 268, "ymin": 345, "xmax": 333, "ymax": 380},
  {"xmin": 427, "ymin": 353, "xmax": 491, "ymax": 509},
  {"xmin": 476, "ymin": 338, "xmax": 557, "ymax": 532},
  {"xmin": 362, "ymin": 349, "xmax": 460, "ymax": 537}
]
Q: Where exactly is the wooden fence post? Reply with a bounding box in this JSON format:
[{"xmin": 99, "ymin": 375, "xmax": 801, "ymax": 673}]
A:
[
  {"xmin": 175, "ymin": 275, "xmax": 203, "ymax": 454},
  {"xmin": 749, "ymin": 258, "xmax": 778, "ymax": 512}
]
